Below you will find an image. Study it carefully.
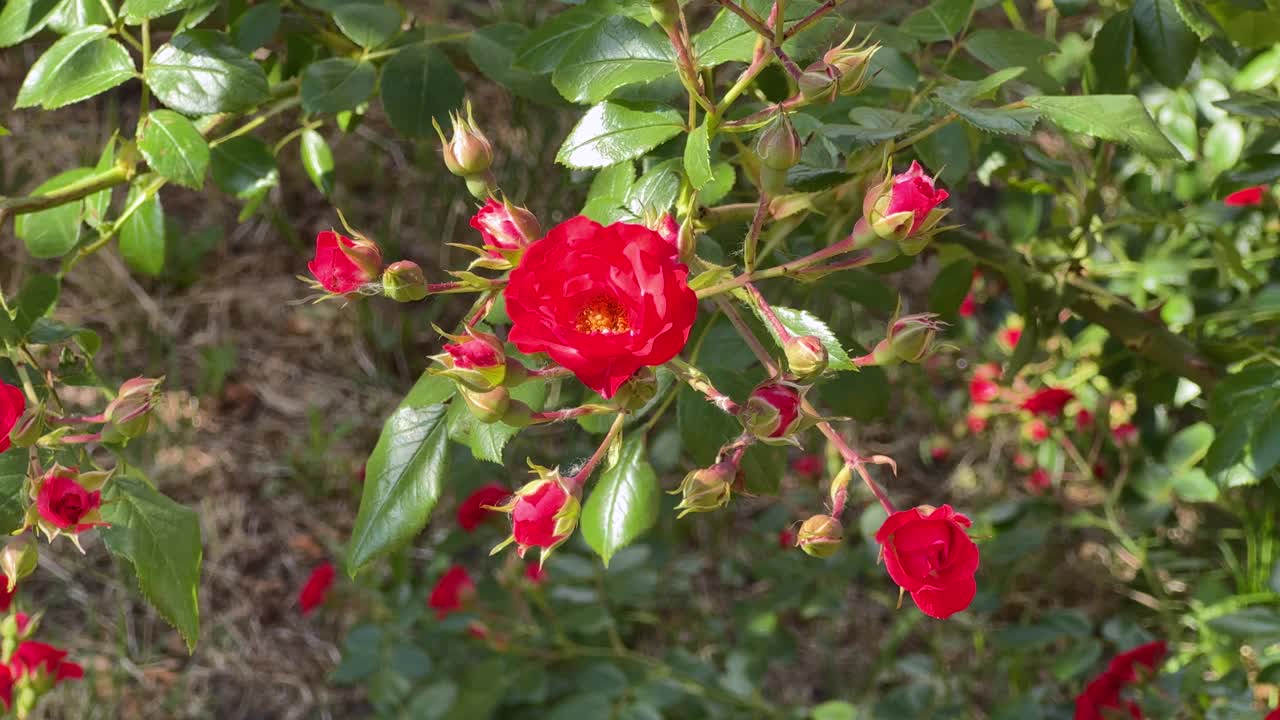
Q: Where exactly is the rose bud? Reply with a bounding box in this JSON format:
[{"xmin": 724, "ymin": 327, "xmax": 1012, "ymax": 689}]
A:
[
  {"xmin": 11, "ymin": 640, "xmax": 84, "ymax": 691},
  {"xmin": 876, "ymin": 504, "xmax": 979, "ymax": 619},
  {"xmin": 0, "ymin": 381, "xmax": 26, "ymax": 455},
  {"xmin": 778, "ymin": 527, "xmax": 797, "ymax": 549},
  {"xmin": 1024, "ymin": 419, "xmax": 1050, "ymax": 443},
  {"xmin": 790, "ymin": 453, "xmax": 822, "ymax": 478},
  {"xmin": 23, "ymin": 465, "xmax": 109, "ymax": 550},
  {"xmin": 1021, "ymin": 387, "xmax": 1075, "ymax": 418},
  {"xmin": 0, "ymin": 538, "xmax": 37, "ymax": 593},
  {"xmin": 965, "ymin": 412, "xmax": 987, "ymax": 435},
  {"xmin": 796, "ymin": 514, "xmax": 843, "ymax": 558},
  {"xmin": 427, "ymin": 565, "xmax": 476, "ymax": 619},
  {"xmin": 862, "ymin": 161, "xmax": 950, "ymax": 253},
  {"xmin": 958, "ymin": 293, "xmax": 977, "ymax": 318},
  {"xmin": 823, "ymin": 40, "xmax": 878, "ymax": 96},
  {"xmin": 104, "ymin": 376, "xmax": 162, "ymax": 440},
  {"xmin": 460, "ymin": 386, "xmax": 511, "ymax": 424},
  {"xmin": 798, "ymin": 63, "xmax": 840, "ymax": 104},
  {"xmin": 785, "ymin": 335, "xmax": 829, "ymax": 379},
  {"xmin": 1112, "ymin": 422, "xmax": 1139, "ymax": 448},
  {"xmin": 612, "ymin": 367, "xmax": 659, "ymax": 412},
  {"xmin": 433, "ymin": 101, "xmax": 494, "ymax": 179},
  {"xmin": 457, "ymin": 483, "xmax": 509, "ymax": 532},
  {"xmin": 1026, "ymin": 468, "xmax": 1051, "ymax": 494},
  {"xmin": 7, "ymin": 404, "xmax": 42, "ymax": 450},
  {"xmin": 755, "ymin": 113, "xmax": 803, "ymax": 195},
  {"xmin": 298, "ymin": 562, "xmax": 335, "ymax": 616},
  {"xmin": 2, "ymin": 611, "xmax": 35, "ymax": 644},
  {"xmin": 672, "ymin": 462, "xmax": 735, "ymax": 518},
  {"xmin": 382, "ymin": 260, "xmax": 429, "ymax": 302},
  {"xmin": 504, "ymin": 217, "xmax": 697, "ymax": 399},
  {"xmin": 969, "ymin": 377, "xmax": 999, "ymax": 405},
  {"xmin": 885, "ymin": 312, "xmax": 944, "ymax": 364},
  {"xmin": 999, "ymin": 325, "xmax": 1023, "ymax": 351},
  {"xmin": 488, "ymin": 467, "xmax": 581, "ymax": 563},
  {"xmin": 1075, "ymin": 408, "xmax": 1095, "ymax": 431},
  {"xmin": 1013, "ymin": 452, "xmax": 1034, "ymax": 471},
  {"xmin": 524, "ymin": 560, "xmax": 546, "ymax": 585},
  {"xmin": 649, "ymin": 0, "xmax": 679, "ymax": 32},
  {"xmin": 430, "ymin": 328, "xmax": 507, "ymax": 392},
  {"xmin": 1224, "ymin": 185, "xmax": 1265, "ymax": 207},
  {"xmin": 307, "ymin": 230, "xmax": 380, "ymax": 295},
  {"xmin": 462, "ymin": 198, "xmax": 541, "ymax": 270},
  {"xmin": 740, "ymin": 381, "xmax": 809, "ymax": 443}
]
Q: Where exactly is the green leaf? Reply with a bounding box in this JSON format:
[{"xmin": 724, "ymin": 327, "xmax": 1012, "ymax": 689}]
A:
[
  {"xmin": 934, "ymin": 83, "xmax": 1041, "ymax": 135},
  {"xmin": 14, "ymin": 167, "xmax": 91, "ymax": 259},
  {"xmin": 1204, "ymin": 365, "xmax": 1280, "ymax": 476},
  {"xmin": 1203, "ymin": 118, "xmax": 1244, "ymax": 176},
  {"xmin": 900, "ymin": 0, "xmax": 975, "ymax": 42},
  {"xmin": 915, "ymin": 120, "xmax": 970, "ymax": 186},
  {"xmin": 819, "ymin": 353, "xmax": 889, "ymax": 421},
  {"xmin": 757, "ymin": 306, "xmax": 855, "ymax": 371},
  {"xmin": 101, "ymin": 476, "xmax": 202, "ymax": 652},
  {"xmin": 514, "ymin": 0, "xmax": 617, "ymax": 73},
  {"xmin": 120, "ymin": 186, "xmax": 166, "ymax": 276},
  {"xmin": 146, "ymin": 31, "xmax": 271, "ymax": 115},
  {"xmin": 702, "ymin": 161, "xmax": 736, "ymax": 206},
  {"xmin": 586, "ymin": 162, "xmax": 636, "ymax": 207},
  {"xmin": 15, "ymin": 27, "xmax": 135, "ymax": 110},
  {"xmin": 0, "ymin": 454, "xmax": 27, "ymax": 535},
  {"xmin": 138, "ymin": 110, "xmax": 210, "ymax": 189},
  {"xmin": 468, "ymin": 23, "xmax": 564, "ymax": 106},
  {"xmin": 582, "ymin": 435, "xmax": 660, "ymax": 566},
  {"xmin": 1205, "ymin": 607, "xmax": 1280, "ymax": 641},
  {"xmin": 812, "ymin": 700, "xmax": 858, "ymax": 720},
  {"xmin": 301, "ymin": 57, "xmax": 376, "ymax": 114},
  {"xmin": 684, "ymin": 122, "xmax": 713, "ymax": 190},
  {"xmin": 230, "ymin": 0, "xmax": 281, "ymax": 52},
  {"xmin": 0, "ymin": 0, "xmax": 63, "ymax": 47},
  {"xmin": 333, "ymin": 3, "xmax": 399, "ymax": 49},
  {"xmin": 300, "ymin": 129, "xmax": 335, "ymax": 196},
  {"xmin": 122, "ymin": 0, "xmax": 195, "ymax": 22},
  {"xmin": 551, "ymin": 16, "xmax": 675, "ymax": 104},
  {"xmin": 14, "ymin": 274, "xmax": 60, "ymax": 337},
  {"xmin": 380, "ymin": 44, "xmax": 465, "ymax": 138},
  {"xmin": 824, "ymin": 108, "xmax": 923, "ymax": 150},
  {"xmin": 626, "ymin": 159, "xmax": 682, "ymax": 216},
  {"xmin": 210, "ymin": 136, "xmax": 278, "ymax": 200},
  {"xmin": 963, "ymin": 29, "xmax": 1062, "ymax": 92},
  {"xmin": 346, "ymin": 403, "xmax": 451, "ymax": 574},
  {"xmin": 1215, "ymin": 91, "xmax": 1280, "ymax": 120},
  {"xmin": 1133, "ymin": 0, "xmax": 1200, "ymax": 88},
  {"xmin": 176, "ymin": 0, "xmax": 218, "ymax": 32},
  {"xmin": 1025, "ymin": 94, "xmax": 1181, "ymax": 159},
  {"xmin": 929, "ymin": 259, "xmax": 975, "ymax": 317},
  {"xmin": 557, "ymin": 102, "xmax": 684, "ymax": 169},
  {"xmin": 469, "ymin": 381, "xmax": 546, "ymax": 464},
  {"xmin": 1235, "ymin": 46, "xmax": 1280, "ymax": 91},
  {"xmin": 1086, "ymin": 11, "xmax": 1135, "ymax": 95}
]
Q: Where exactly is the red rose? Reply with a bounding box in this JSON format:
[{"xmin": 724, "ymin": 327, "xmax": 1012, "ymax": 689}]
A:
[
  {"xmin": 969, "ymin": 377, "xmax": 999, "ymax": 405},
  {"xmin": 1000, "ymin": 327, "xmax": 1022, "ymax": 350},
  {"xmin": 457, "ymin": 483, "xmax": 509, "ymax": 532},
  {"xmin": 1107, "ymin": 641, "xmax": 1166, "ymax": 682},
  {"xmin": 1075, "ymin": 642, "xmax": 1166, "ymax": 720},
  {"xmin": 11, "ymin": 641, "xmax": 83, "ymax": 684},
  {"xmin": 1266, "ymin": 709, "xmax": 1280, "ymax": 720},
  {"xmin": 958, "ymin": 293, "xmax": 976, "ymax": 318},
  {"xmin": 1113, "ymin": 423, "xmax": 1138, "ymax": 447},
  {"xmin": 876, "ymin": 504, "xmax": 979, "ymax": 619},
  {"xmin": 1026, "ymin": 468, "xmax": 1051, "ymax": 494},
  {"xmin": 1025, "ymin": 419, "xmax": 1050, "ymax": 443},
  {"xmin": 512, "ymin": 481, "xmax": 571, "ymax": 550},
  {"xmin": 298, "ymin": 562, "xmax": 335, "ymax": 616},
  {"xmin": 0, "ymin": 382, "xmax": 23, "ymax": 455},
  {"xmin": 790, "ymin": 454, "xmax": 822, "ymax": 478},
  {"xmin": 930, "ymin": 446, "xmax": 950, "ymax": 463},
  {"xmin": 307, "ymin": 230, "xmax": 378, "ymax": 294},
  {"xmin": 36, "ymin": 472, "xmax": 103, "ymax": 532},
  {"xmin": 0, "ymin": 663, "xmax": 10, "ymax": 711},
  {"xmin": 778, "ymin": 528, "xmax": 797, "ymax": 548},
  {"xmin": 504, "ymin": 217, "xmax": 697, "ymax": 398},
  {"xmin": 427, "ymin": 565, "xmax": 475, "ymax": 619},
  {"xmin": 1224, "ymin": 185, "xmax": 1265, "ymax": 207},
  {"xmin": 1076, "ymin": 409, "xmax": 1094, "ymax": 430},
  {"xmin": 469, "ymin": 198, "xmax": 539, "ymax": 257},
  {"xmin": 1022, "ymin": 387, "xmax": 1075, "ymax": 417},
  {"xmin": 864, "ymin": 161, "xmax": 950, "ymax": 240}
]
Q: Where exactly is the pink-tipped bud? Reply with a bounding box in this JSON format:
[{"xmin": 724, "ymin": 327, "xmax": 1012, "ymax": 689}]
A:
[
  {"xmin": 434, "ymin": 101, "xmax": 494, "ymax": 178},
  {"xmin": 105, "ymin": 377, "xmax": 162, "ymax": 440},
  {"xmin": 886, "ymin": 313, "xmax": 943, "ymax": 364},
  {"xmin": 784, "ymin": 335, "xmax": 828, "ymax": 378},
  {"xmin": 431, "ymin": 328, "xmax": 507, "ymax": 392},
  {"xmin": 756, "ymin": 113, "xmax": 803, "ymax": 195},
  {"xmin": 741, "ymin": 381, "xmax": 806, "ymax": 442},
  {"xmin": 382, "ymin": 260, "xmax": 429, "ymax": 302},
  {"xmin": 0, "ymin": 537, "xmax": 37, "ymax": 593},
  {"xmin": 863, "ymin": 161, "xmax": 950, "ymax": 250},
  {"xmin": 8, "ymin": 405, "xmax": 43, "ymax": 449},
  {"xmin": 339, "ymin": 236, "xmax": 384, "ymax": 281},
  {"xmin": 823, "ymin": 42, "xmax": 878, "ymax": 96},
  {"xmin": 460, "ymin": 386, "xmax": 510, "ymax": 424},
  {"xmin": 672, "ymin": 461, "xmax": 735, "ymax": 518},
  {"xmin": 797, "ymin": 514, "xmax": 843, "ymax": 558},
  {"xmin": 798, "ymin": 64, "xmax": 840, "ymax": 104},
  {"xmin": 488, "ymin": 467, "xmax": 581, "ymax": 562},
  {"xmin": 470, "ymin": 199, "xmax": 540, "ymax": 261}
]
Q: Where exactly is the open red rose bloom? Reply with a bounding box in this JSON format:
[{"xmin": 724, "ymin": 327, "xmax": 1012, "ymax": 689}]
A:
[
  {"xmin": 504, "ymin": 217, "xmax": 698, "ymax": 398},
  {"xmin": 876, "ymin": 504, "xmax": 980, "ymax": 619}
]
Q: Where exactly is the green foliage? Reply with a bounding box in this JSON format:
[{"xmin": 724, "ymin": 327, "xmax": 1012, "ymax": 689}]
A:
[
  {"xmin": 137, "ymin": 111, "xmax": 210, "ymax": 189},
  {"xmin": 15, "ymin": 27, "xmax": 134, "ymax": 110},
  {"xmin": 581, "ymin": 435, "xmax": 661, "ymax": 566}
]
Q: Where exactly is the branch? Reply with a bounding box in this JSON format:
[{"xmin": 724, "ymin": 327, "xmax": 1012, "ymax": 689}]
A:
[{"xmin": 714, "ymin": 0, "xmax": 773, "ymax": 37}]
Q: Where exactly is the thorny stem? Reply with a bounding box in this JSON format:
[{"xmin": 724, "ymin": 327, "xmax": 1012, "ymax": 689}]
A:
[
  {"xmin": 743, "ymin": 283, "xmax": 791, "ymax": 341},
  {"xmin": 784, "ymin": 0, "xmax": 838, "ymax": 40},
  {"xmin": 697, "ymin": 219, "xmax": 874, "ymax": 298},
  {"xmin": 712, "ymin": 295, "xmax": 778, "ymax": 375},
  {"xmin": 713, "ymin": 0, "xmax": 773, "ymax": 38},
  {"xmin": 742, "ymin": 195, "xmax": 770, "ymax": 272},
  {"xmin": 566, "ymin": 413, "xmax": 627, "ymax": 493},
  {"xmin": 530, "ymin": 406, "xmax": 612, "ymax": 424},
  {"xmin": 526, "ymin": 365, "xmax": 573, "ymax": 381},
  {"xmin": 669, "ymin": 358, "xmax": 740, "ymax": 415},
  {"xmin": 812, "ymin": 415, "xmax": 895, "ymax": 515},
  {"xmin": 772, "ymin": 45, "xmax": 805, "ymax": 82}
]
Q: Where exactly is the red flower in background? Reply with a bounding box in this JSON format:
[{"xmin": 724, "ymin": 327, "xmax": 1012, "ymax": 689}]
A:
[
  {"xmin": 1223, "ymin": 185, "xmax": 1265, "ymax": 207},
  {"xmin": 0, "ymin": 382, "xmax": 24, "ymax": 455},
  {"xmin": 428, "ymin": 565, "xmax": 475, "ymax": 619},
  {"xmin": 307, "ymin": 231, "xmax": 377, "ymax": 294},
  {"xmin": 958, "ymin": 293, "xmax": 977, "ymax": 318},
  {"xmin": 504, "ymin": 217, "xmax": 697, "ymax": 398},
  {"xmin": 966, "ymin": 413, "xmax": 987, "ymax": 434},
  {"xmin": 1075, "ymin": 641, "xmax": 1166, "ymax": 720},
  {"xmin": 1265, "ymin": 709, "xmax": 1280, "ymax": 720},
  {"xmin": 1025, "ymin": 419, "xmax": 1051, "ymax": 443},
  {"xmin": 790, "ymin": 454, "xmax": 822, "ymax": 478},
  {"xmin": 0, "ymin": 580, "xmax": 14, "ymax": 613},
  {"xmin": 457, "ymin": 484, "xmax": 509, "ymax": 532},
  {"xmin": 1075, "ymin": 409, "xmax": 1094, "ymax": 430},
  {"xmin": 876, "ymin": 505, "xmax": 980, "ymax": 619},
  {"xmin": 1026, "ymin": 468, "xmax": 1051, "ymax": 494},
  {"xmin": 298, "ymin": 562, "xmax": 335, "ymax": 615},
  {"xmin": 778, "ymin": 528, "xmax": 797, "ymax": 548},
  {"xmin": 524, "ymin": 561, "xmax": 545, "ymax": 584},
  {"xmin": 1022, "ymin": 387, "xmax": 1075, "ymax": 418},
  {"xmin": 35, "ymin": 473, "xmax": 103, "ymax": 532},
  {"xmin": 10, "ymin": 641, "xmax": 83, "ymax": 684},
  {"xmin": 1113, "ymin": 423, "xmax": 1139, "ymax": 447},
  {"xmin": 0, "ymin": 663, "xmax": 10, "ymax": 711}
]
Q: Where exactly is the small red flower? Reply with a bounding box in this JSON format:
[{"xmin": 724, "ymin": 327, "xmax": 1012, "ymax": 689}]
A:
[
  {"xmin": 470, "ymin": 198, "xmax": 539, "ymax": 257},
  {"xmin": 930, "ymin": 446, "xmax": 950, "ymax": 463},
  {"xmin": 1022, "ymin": 387, "xmax": 1075, "ymax": 418},
  {"xmin": 1107, "ymin": 641, "xmax": 1166, "ymax": 682},
  {"xmin": 307, "ymin": 230, "xmax": 378, "ymax": 294},
  {"xmin": 1026, "ymin": 468, "xmax": 1051, "ymax": 494},
  {"xmin": 504, "ymin": 217, "xmax": 698, "ymax": 398},
  {"xmin": 1224, "ymin": 185, "xmax": 1265, "ymax": 207},
  {"xmin": 1075, "ymin": 641, "xmax": 1166, "ymax": 720},
  {"xmin": 966, "ymin": 413, "xmax": 987, "ymax": 434},
  {"xmin": 1112, "ymin": 423, "xmax": 1138, "ymax": 447},
  {"xmin": 512, "ymin": 482, "xmax": 571, "ymax": 550},
  {"xmin": 0, "ymin": 663, "xmax": 10, "ymax": 711},
  {"xmin": 445, "ymin": 338, "xmax": 501, "ymax": 371},
  {"xmin": 969, "ymin": 377, "xmax": 999, "ymax": 405},
  {"xmin": 876, "ymin": 504, "xmax": 980, "ymax": 619},
  {"xmin": 865, "ymin": 161, "xmax": 950, "ymax": 240},
  {"xmin": 466, "ymin": 621, "xmax": 489, "ymax": 640},
  {"xmin": 10, "ymin": 641, "xmax": 83, "ymax": 684},
  {"xmin": 1025, "ymin": 419, "xmax": 1050, "ymax": 443},
  {"xmin": 778, "ymin": 528, "xmax": 797, "ymax": 548},
  {"xmin": 790, "ymin": 454, "xmax": 822, "ymax": 478},
  {"xmin": 743, "ymin": 382, "xmax": 803, "ymax": 439},
  {"xmin": 36, "ymin": 472, "xmax": 103, "ymax": 532},
  {"xmin": 0, "ymin": 382, "xmax": 24, "ymax": 456},
  {"xmin": 298, "ymin": 562, "xmax": 335, "ymax": 616},
  {"xmin": 1013, "ymin": 452, "xmax": 1034, "ymax": 471},
  {"xmin": 958, "ymin": 293, "xmax": 976, "ymax": 318},
  {"xmin": 1075, "ymin": 409, "xmax": 1094, "ymax": 430},
  {"xmin": 524, "ymin": 561, "xmax": 546, "ymax": 584},
  {"xmin": 0, "ymin": 580, "xmax": 14, "ymax": 613},
  {"xmin": 457, "ymin": 484, "xmax": 510, "ymax": 532},
  {"xmin": 1000, "ymin": 327, "xmax": 1022, "ymax": 350},
  {"xmin": 427, "ymin": 565, "xmax": 475, "ymax": 619}
]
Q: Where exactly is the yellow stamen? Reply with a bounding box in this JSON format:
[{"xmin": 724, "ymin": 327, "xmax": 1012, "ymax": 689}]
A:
[{"xmin": 575, "ymin": 296, "xmax": 631, "ymax": 335}]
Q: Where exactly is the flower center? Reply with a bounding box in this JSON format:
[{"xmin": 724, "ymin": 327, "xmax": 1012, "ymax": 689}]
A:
[{"xmin": 575, "ymin": 296, "xmax": 631, "ymax": 335}]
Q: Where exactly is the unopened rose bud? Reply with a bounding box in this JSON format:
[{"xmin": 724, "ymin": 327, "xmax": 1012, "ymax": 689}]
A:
[
  {"xmin": 0, "ymin": 537, "xmax": 37, "ymax": 592},
  {"xmin": 798, "ymin": 64, "xmax": 840, "ymax": 104},
  {"xmin": 460, "ymin": 386, "xmax": 510, "ymax": 424},
  {"xmin": 863, "ymin": 161, "xmax": 950, "ymax": 250},
  {"xmin": 797, "ymin": 514, "xmax": 843, "ymax": 558},
  {"xmin": 650, "ymin": 0, "xmax": 679, "ymax": 32},
  {"xmin": 105, "ymin": 377, "xmax": 162, "ymax": 439},
  {"xmin": 430, "ymin": 328, "xmax": 506, "ymax": 392},
  {"xmin": 756, "ymin": 113, "xmax": 803, "ymax": 195},
  {"xmin": 339, "ymin": 235, "xmax": 384, "ymax": 280},
  {"xmin": 470, "ymin": 199, "xmax": 539, "ymax": 262},
  {"xmin": 8, "ymin": 405, "xmax": 43, "ymax": 449},
  {"xmin": 613, "ymin": 368, "xmax": 658, "ymax": 411},
  {"xmin": 823, "ymin": 43, "xmax": 878, "ymax": 96},
  {"xmin": 672, "ymin": 462, "xmax": 735, "ymax": 518},
  {"xmin": 784, "ymin": 335, "xmax": 828, "ymax": 378},
  {"xmin": 488, "ymin": 468, "xmax": 581, "ymax": 562},
  {"xmin": 434, "ymin": 101, "xmax": 494, "ymax": 178},
  {"xmin": 886, "ymin": 313, "xmax": 943, "ymax": 363},
  {"xmin": 741, "ymin": 382, "xmax": 806, "ymax": 442},
  {"xmin": 382, "ymin": 261, "xmax": 429, "ymax": 302}
]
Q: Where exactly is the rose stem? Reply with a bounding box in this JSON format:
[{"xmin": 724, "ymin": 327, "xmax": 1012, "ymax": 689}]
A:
[{"xmin": 566, "ymin": 413, "xmax": 627, "ymax": 493}]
